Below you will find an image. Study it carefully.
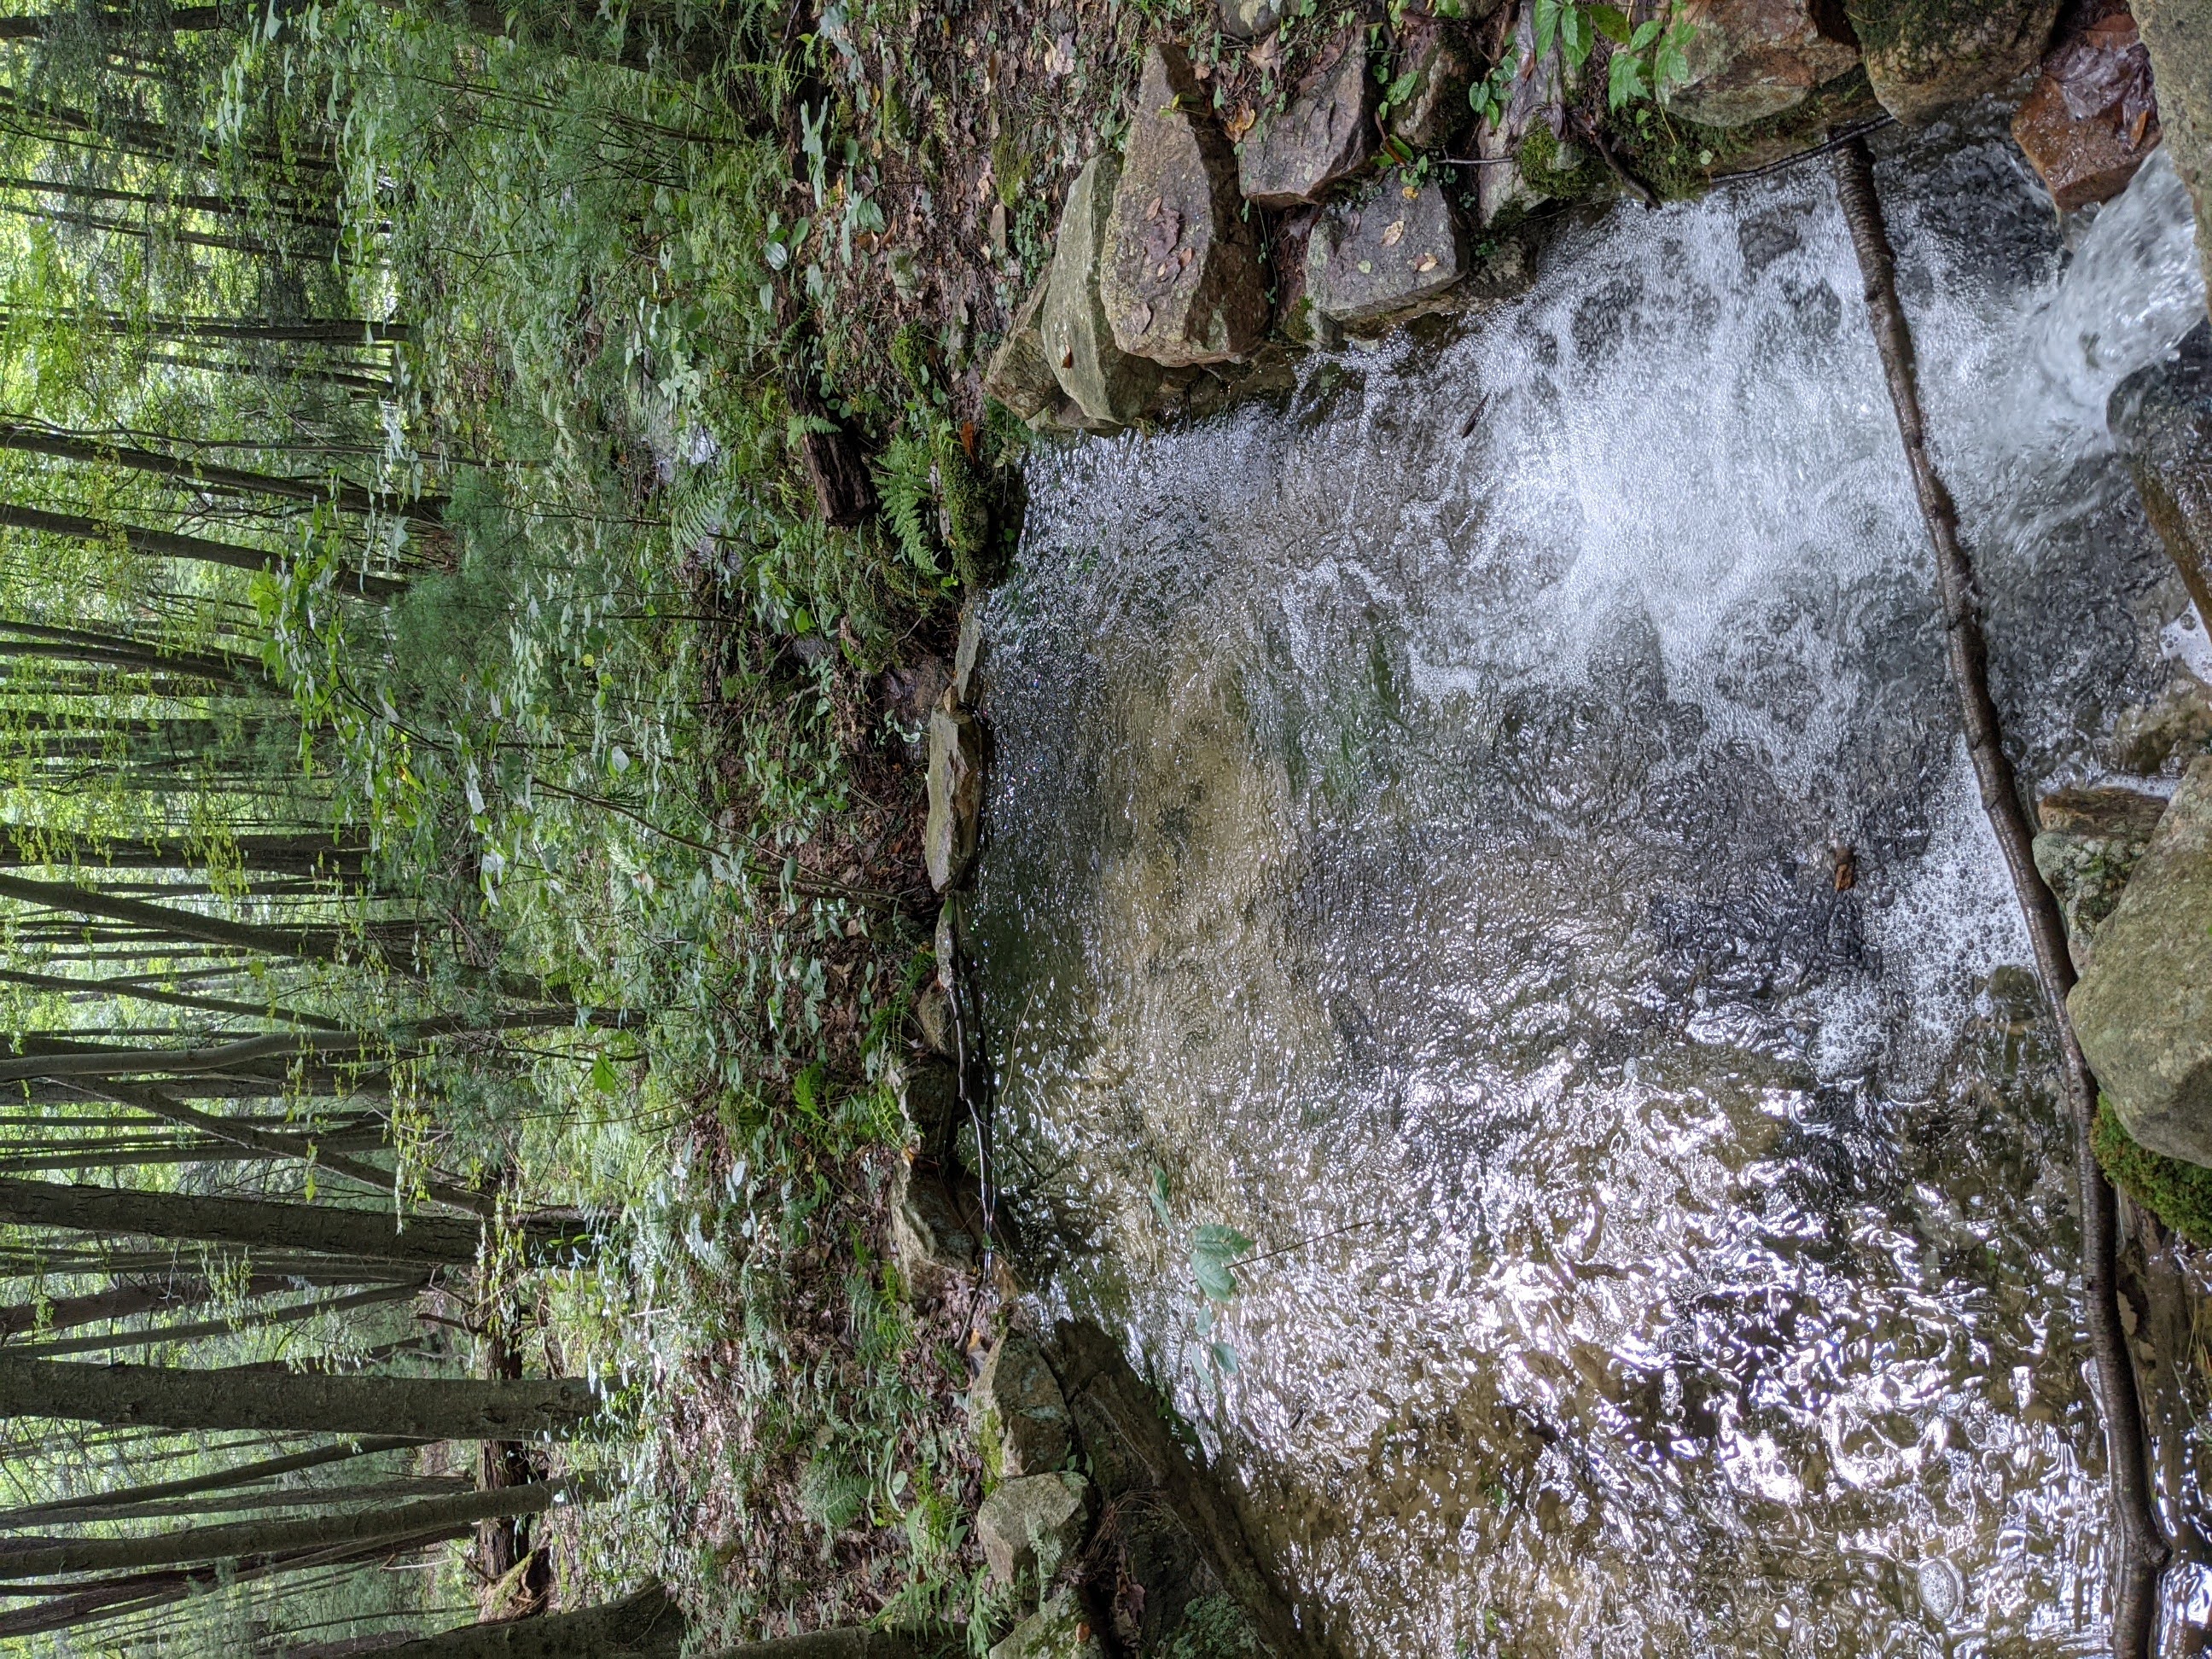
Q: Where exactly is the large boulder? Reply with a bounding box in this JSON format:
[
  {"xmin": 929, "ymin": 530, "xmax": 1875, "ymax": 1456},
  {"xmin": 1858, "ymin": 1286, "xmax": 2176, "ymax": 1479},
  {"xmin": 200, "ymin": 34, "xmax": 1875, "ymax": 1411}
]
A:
[
  {"xmin": 2110, "ymin": 321, "xmax": 2212, "ymax": 633},
  {"xmin": 1237, "ymin": 37, "xmax": 1375, "ymax": 208},
  {"xmin": 974, "ymin": 1331, "xmax": 1073, "ymax": 1477},
  {"xmin": 888, "ymin": 1161, "xmax": 979, "ymax": 1291},
  {"xmin": 1306, "ymin": 170, "xmax": 1466, "ymax": 329},
  {"xmin": 988, "ymin": 1592, "xmax": 1106, "ymax": 1659},
  {"xmin": 1662, "ymin": 0, "xmax": 1862, "ymax": 127},
  {"xmin": 924, "ymin": 701, "xmax": 984, "ymax": 892},
  {"xmin": 983, "ymin": 279, "xmax": 1061, "ymax": 421},
  {"xmin": 1845, "ymin": 0, "xmax": 2061, "ymax": 123},
  {"xmin": 2011, "ymin": 3, "xmax": 2162, "ymax": 211},
  {"xmin": 2032, "ymin": 785, "xmax": 2170, "ymax": 965},
  {"xmin": 1102, "ymin": 44, "xmax": 1270, "ymax": 366},
  {"xmin": 2136, "ymin": 0, "xmax": 2212, "ymax": 322},
  {"xmin": 976, "ymin": 1471, "xmax": 1089, "ymax": 1587},
  {"xmin": 2072, "ymin": 757, "xmax": 2212, "ymax": 1167},
  {"xmin": 1041, "ymin": 154, "xmax": 1162, "ymax": 428}
]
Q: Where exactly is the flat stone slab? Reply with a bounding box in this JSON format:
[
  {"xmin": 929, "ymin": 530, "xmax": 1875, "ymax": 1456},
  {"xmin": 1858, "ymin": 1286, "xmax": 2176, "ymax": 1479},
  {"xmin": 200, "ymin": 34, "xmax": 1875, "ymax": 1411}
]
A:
[
  {"xmin": 889, "ymin": 1161, "xmax": 979, "ymax": 1291},
  {"xmin": 1042, "ymin": 154, "xmax": 1161, "ymax": 426},
  {"xmin": 1306, "ymin": 170, "xmax": 1466, "ymax": 329},
  {"xmin": 1103, "ymin": 43, "xmax": 1269, "ymax": 366},
  {"xmin": 924, "ymin": 702, "xmax": 983, "ymax": 892},
  {"xmin": 2071, "ymin": 756, "xmax": 2212, "ymax": 1167},
  {"xmin": 977, "ymin": 1471, "xmax": 1088, "ymax": 1587},
  {"xmin": 1237, "ymin": 38, "xmax": 1375, "ymax": 207}
]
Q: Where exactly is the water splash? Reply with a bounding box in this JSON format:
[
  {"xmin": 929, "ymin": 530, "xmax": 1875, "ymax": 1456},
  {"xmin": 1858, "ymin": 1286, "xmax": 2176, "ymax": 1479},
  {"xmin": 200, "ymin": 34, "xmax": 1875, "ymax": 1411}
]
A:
[{"xmin": 972, "ymin": 131, "xmax": 2203, "ymax": 1657}]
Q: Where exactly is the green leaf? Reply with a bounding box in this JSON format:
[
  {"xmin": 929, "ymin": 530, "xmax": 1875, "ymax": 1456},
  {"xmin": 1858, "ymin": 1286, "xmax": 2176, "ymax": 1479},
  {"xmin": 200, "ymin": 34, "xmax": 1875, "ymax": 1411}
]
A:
[
  {"xmin": 1209, "ymin": 1341, "xmax": 1240, "ymax": 1376},
  {"xmin": 1150, "ymin": 1167, "xmax": 1173, "ymax": 1227},
  {"xmin": 1190, "ymin": 1224, "xmax": 1255, "ymax": 1302},
  {"xmin": 1630, "ymin": 18, "xmax": 1661, "ymax": 49},
  {"xmin": 591, "ymin": 1051, "xmax": 620, "ymax": 1094},
  {"xmin": 1588, "ymin": 3, "xmax": 1631, "ymax": 44},
  {"xmin": 1534, "ymin": 0, "xmax": 1562, "ymax": 61},
  {"xmin": 1609, "ymin": 50, "xmax": 1650, "ymax": 108},
  {"xmin": 1559, "ymin": 4, "xmax": 1594, "ymax": 67}
]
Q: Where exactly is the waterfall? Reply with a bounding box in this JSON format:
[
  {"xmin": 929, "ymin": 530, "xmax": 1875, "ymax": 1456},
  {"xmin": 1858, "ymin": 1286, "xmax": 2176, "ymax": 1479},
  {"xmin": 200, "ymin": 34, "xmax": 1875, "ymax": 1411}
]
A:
[{"xmin": 971, "ymin": 131, "xmax": 2206, "ymax": 1656}]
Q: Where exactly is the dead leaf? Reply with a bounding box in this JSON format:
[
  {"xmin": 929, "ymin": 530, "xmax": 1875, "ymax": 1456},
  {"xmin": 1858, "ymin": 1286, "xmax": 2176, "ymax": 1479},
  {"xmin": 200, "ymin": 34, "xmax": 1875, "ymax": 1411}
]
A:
[
  {"xmin": 1414, "ymin": 253, "xmax": 1437, "ymax": 272},
  {"xmin": 1177, "ymin": 247, "xmax": 1192, "ymax": 268},
  {"xmin": 1226, "ymin": 102, "xmax": 1256, "ymax": 143},
  {"xmin": 1146, "ymin": 195, "xmax": 1163, "ymax": 220},
  {"xmin": 1043, "ymin": 32, "xmax": 1076, "ymax": 76},
  {"xmin": 1381, "ymin": 219, "xmax": 1405, "ymax": 247},
  {"xmin": 1061, "ymin": 347, "xmax": 1075, "ymax": 368},
  {"xmin": 961, "ymin": 419, "xmax": 978, "ymax": 458},
  {"xmin": 1402, "ymin": 183, "xmax": 1420, "ymax": 201},
  {"xmin": 1250, "ymin": 31, "xmax": 1281, "ymax": 73}
]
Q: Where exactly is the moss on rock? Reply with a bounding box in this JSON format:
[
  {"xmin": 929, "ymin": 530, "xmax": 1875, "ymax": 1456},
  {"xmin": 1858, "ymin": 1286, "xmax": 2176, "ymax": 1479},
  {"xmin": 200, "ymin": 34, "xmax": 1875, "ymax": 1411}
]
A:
[
  {"xmin": 2094, "ymin": 1095, "xmax": 2212, "ymax": 1247},
  {"xmin": 1612, "ymin": 68, "xmax": 1885, "ymax": 200}
]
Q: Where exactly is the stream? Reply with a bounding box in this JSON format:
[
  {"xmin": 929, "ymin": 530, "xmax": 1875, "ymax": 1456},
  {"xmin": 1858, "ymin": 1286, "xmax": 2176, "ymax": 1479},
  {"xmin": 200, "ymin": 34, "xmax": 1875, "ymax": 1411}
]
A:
[{"xmin": 967, "ymin": 124, "xmax": 2209, "ymax": 1656}]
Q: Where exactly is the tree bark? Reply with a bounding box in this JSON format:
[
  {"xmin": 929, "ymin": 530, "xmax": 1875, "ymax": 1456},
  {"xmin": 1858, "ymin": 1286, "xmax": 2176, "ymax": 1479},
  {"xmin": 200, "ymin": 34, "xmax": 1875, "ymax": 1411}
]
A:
[
  {"xmin": 0, "ymin": 422, "xmax": 445, "ymax": 525},
  {"xmin": 14, "ymin": 1278, "xmax": 422, "ymax": 1359},
  {"xmin": 0, "ymin": 1176, "xmax": 487, "ymax": 1266},
  {"xmin": 0, "ymin": 1357, "xmax": 597, "ymax": 1438},
  {"xmin": 0, "ymin": 1479, "xmax": 573, "ymax": 1578},
  {"xmin": 1831, "ymin": 134, "xmax": 2169, "ymax": 1656},
  {"xmin": 0, "ymin": 1435, "xmax": 422, "ymax": 1529},
  {"xmin": 0, "ymin": 499, "xmax": 402, "ymax": 598}
]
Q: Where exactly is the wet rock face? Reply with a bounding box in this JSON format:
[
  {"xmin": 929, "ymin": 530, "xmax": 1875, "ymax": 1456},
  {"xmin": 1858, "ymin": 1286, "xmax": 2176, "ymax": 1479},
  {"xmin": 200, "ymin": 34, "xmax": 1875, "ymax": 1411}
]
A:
[
  {"xmin": 1662, "ymin": 0, "xmax": 1862, "ymax": 128},
  {"xmin": 2135, "ymin": 0, "xmax": 2212, "ymax": 320},
  {"xmin": 974, "ymin": 1332, "xmax": 1073, "ymax": 1477},
  {"xmin": 2012, "ymin": 3, "xmax": 2161, "ymax": 210},
  {"xmin": 1103, "ymin": 44, "xmax": 1270, "ymax": 365},
  {"xmin": 1041, "ymin": 154, "xmax": 1162, "ymax": 427},
  {"xmin": 1307, "ymin": 170, "xmax": 1467, "ymax": 328},
  {"xmin": 1387, "ymin": 17, "xmax": 1476, "ymax": 149},
  {"xmin": 2071, "ymin": 757, "xmax": 2212, "ymax": 1167},
  {"xmin": 925, "ymin": 702, "xmax": 984, "ymax": 893},
  {"xmin": 1237, "ymin": 38, "xmax": 1376, "ymax": 208},
  {"xmin": 976, "ymin": 1471, "xmax": 1089, "ymax": 1586},
  {"xmin": 1845, "ymin": 0, "xmax": 2061, "ymax": 123},
  {"xmin": 2110, "ymin": 321, "xmax": 2212, "ymax": 632},
  {"xmin": 983, "ymin": 280, "xmax": 1062, "ymax": 422}
]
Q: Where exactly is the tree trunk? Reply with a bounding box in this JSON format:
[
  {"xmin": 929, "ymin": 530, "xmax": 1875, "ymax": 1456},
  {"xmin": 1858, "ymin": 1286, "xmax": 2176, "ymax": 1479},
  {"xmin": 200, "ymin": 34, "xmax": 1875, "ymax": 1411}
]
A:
[
  {"xmin": 378, "ymin": 1583, "xmax": 686, "ymax": 1657},
  {"xmin": 0, "ymin": 499, "xmax": 402, "ymax": 598},
  {"xmin": 0, "ymin": 1177, "xmax": 487, "ymax": 1266},
  {"xmin": 0, "ymin": 422, "xmax": 445, "ymax": 525},
  {"xmin": 0, "ymin": 1479, "xmax": 574, "ymax": 1577},
  {"xmin": 15, "ymin": 1279, "xmax": 422, "ymax": 1359},
  {"xmin": 0, "ymin": 1357, "xmax": 597, "ymax": 1438},
  {"xmin": 1831, "ymin": 135, "xmax": 2170, "ymax": 1656},
  {"xmin": 0, "ymin": 1435, "xmax": 422, "ymax": 1529}
]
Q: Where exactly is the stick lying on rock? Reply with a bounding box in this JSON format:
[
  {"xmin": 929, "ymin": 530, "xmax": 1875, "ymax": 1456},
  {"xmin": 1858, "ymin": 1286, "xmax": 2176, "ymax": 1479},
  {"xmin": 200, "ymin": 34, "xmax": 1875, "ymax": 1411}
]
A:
[{"xmin": 1829, "ymin": 132, "xmax": 2169, "ymax": 1656}]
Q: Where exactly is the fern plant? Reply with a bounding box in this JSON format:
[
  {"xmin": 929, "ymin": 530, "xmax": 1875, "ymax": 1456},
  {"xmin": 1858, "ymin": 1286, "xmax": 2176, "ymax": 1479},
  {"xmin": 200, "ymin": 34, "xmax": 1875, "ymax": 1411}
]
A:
[{"xmin": 872, "ymin": 428, "xmax": 946, "ymax": 579}]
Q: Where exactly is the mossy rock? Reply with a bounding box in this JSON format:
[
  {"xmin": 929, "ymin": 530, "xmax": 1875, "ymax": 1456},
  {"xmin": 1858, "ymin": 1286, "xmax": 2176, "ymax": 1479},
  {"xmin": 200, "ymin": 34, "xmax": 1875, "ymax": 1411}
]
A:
[
  {"xmin": 1516, "ymin": 125, "xmax": 1605, "ymax": 203},
  {"xmin": 1844, "ymin": 0, "xmax": 2059, "ymax": 124},
  {"xmin": 1610, "ymin": 67, "xmax": 1885, "ymax": 201},
  {"xmin": 2094, "ymin": 1095, "xmax": 2212, "ymax": 1248}
]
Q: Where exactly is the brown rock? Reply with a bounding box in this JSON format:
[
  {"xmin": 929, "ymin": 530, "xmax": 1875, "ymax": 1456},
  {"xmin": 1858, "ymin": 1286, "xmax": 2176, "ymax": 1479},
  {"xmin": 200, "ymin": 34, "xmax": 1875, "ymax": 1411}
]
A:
[
  {"xmin": 1103, "ymin": 44, "xmax": 1270, "ymax": 366},
  {"xmin": 1847, "ymin": 0, "xmax": 2061, "ymax": 124},
  {"xmin": 1042, "ymin": 154, "xmax": 1162, "ymax": 427},
  {"xmin": 1662, "ymin": 0, "xmax": 1862, "ymax": 128},
  {"xmin": 1237, "ymin": 37, "xmax": 1376, "ymax": 207},
  {"xmin": 2012, "ymin": 3, "xmax": 2161, "ymax": 209}
]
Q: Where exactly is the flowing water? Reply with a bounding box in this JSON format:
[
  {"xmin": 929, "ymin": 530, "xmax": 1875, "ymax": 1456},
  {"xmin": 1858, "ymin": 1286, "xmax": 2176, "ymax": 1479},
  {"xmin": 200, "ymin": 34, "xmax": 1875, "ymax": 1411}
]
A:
[{"xmin": 966, "ymin": 129, "xmax": 2209, "ymax": 1657}]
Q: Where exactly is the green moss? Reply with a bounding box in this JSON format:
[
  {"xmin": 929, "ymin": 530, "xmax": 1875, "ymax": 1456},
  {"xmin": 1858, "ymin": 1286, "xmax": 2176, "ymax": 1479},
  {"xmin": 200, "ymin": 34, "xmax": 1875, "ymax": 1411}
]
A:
[
  {"xmin": 1516, "ymin": 126, "xmax": 1604, "ymax": 203},
  {"xmin": 934, "ymin": 425, "xmax": 995, "ymax": 589},
  {"xmin": 889, "ymin": 322, "xmax": 936, "ymax": 399},
  {"xmin": 2093, "ymin": 1096, "xmax": 2212, "ymax": 1248},
  {"xmin": 1613, "ymin": 68, "xmax": 1883, "ymax": 201},
  {"xmin": 975, "ymin": 1404, "xmax": 1007, "ymax": 1489}
]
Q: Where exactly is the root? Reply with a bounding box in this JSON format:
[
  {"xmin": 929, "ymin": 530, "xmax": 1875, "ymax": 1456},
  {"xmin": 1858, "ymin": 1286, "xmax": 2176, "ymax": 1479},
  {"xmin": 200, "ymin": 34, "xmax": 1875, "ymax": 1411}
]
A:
[{"xmin": 1828, "ymin": 132, "xmax": 2170, "ymax": 1655}]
